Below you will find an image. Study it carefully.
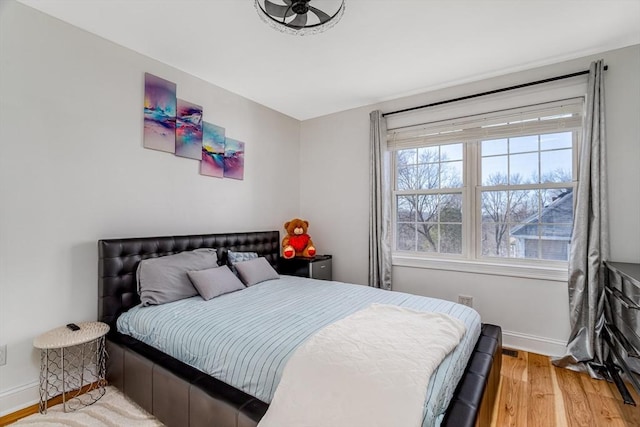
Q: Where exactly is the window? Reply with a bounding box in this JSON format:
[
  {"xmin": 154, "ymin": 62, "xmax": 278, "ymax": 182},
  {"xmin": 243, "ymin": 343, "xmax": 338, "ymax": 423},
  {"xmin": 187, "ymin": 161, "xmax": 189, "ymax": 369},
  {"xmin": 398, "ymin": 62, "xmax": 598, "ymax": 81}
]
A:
[
  {"xmin": 389, "ymin": 99, "xmax": 582, "ymax": 269},
  {"xmin": 395, "ymin": 144, "xmax": 464, "ymax": 255},
  {"xmin": 479, "ymin": 132, "xmax": 574, "ymax": 261}
]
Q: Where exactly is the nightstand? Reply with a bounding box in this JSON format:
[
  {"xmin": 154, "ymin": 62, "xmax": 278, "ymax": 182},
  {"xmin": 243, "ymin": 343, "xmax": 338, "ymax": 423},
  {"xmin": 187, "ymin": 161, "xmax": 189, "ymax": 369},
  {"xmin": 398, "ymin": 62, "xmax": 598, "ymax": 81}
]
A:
[
  {"xmin": 33, "ymin": 321, "xmax": 109, "ymax": 413},
  {"xmin": 278, "ymin": 255, "xmax": 332, "ymax": 281}
]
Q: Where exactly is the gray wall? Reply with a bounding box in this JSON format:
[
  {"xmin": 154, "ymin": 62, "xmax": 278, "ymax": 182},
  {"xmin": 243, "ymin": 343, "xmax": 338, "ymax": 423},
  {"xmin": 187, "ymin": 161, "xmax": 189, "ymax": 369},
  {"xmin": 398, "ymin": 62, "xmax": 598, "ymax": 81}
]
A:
[
  {"xmin": 300, "ymin": 44, "xmax": 640, "ymax": 355},
  {"xmin": 0, "ymin": 1, "xmax": 300, "ymax": 413}
]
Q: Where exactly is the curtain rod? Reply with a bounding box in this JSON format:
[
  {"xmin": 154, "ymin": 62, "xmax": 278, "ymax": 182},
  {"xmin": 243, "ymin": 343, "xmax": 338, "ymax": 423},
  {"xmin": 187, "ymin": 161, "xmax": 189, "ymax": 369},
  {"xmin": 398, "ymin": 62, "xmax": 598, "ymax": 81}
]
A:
[{"xmin": 382, "ymin": 65, "xmax": 608, "ymax": 118}]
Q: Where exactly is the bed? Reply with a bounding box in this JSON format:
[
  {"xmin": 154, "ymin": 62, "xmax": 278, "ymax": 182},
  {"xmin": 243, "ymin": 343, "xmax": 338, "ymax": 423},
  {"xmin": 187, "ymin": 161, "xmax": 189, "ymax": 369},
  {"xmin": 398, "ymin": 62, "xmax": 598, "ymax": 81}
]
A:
[{"xmin": 98, "ymin": 231, "xmax": 502, "ymax": 427}]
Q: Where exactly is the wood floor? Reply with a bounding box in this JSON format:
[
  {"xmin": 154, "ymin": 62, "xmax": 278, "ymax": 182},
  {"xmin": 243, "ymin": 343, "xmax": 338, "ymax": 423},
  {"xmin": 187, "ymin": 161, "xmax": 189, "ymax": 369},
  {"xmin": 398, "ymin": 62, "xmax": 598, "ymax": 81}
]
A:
[{"xmin": 491, "ymin": 350, "xmax": 640, "ymax": 427}]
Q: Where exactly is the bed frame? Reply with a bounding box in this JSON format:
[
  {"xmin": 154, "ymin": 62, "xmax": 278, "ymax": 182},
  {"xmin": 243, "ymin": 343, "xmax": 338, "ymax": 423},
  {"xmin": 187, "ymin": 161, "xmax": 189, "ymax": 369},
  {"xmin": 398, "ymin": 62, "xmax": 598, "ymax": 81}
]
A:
[{"xmin": 98, "ymin": 231, "xmax": 502, "ymax": 427}]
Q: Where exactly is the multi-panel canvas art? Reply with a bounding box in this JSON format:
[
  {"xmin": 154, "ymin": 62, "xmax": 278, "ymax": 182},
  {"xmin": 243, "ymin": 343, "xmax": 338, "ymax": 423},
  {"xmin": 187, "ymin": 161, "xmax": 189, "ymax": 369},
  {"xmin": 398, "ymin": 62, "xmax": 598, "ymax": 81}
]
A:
[
  {"xmin": 175, "ymin": 99, "xmax": 203, "ymax": 160},
  {"xmin": 201, "ymin": 122, "xmax": 226, "ymax": 178},
  {"xmin": 143, "ymin": 73, "xmax": 176, "ymax": 153},
  {"xmin": 223, "ymin": 138, "xmax": 245, "ymax": 180},
  {"xmin": 142, "ymin": 72, "xmax": 245, "ymax": 180}
]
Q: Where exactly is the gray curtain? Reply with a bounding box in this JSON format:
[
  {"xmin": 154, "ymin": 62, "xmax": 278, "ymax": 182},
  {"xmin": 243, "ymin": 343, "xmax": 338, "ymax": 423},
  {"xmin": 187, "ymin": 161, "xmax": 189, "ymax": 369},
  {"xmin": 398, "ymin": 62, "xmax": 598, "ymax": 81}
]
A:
[
  {"xmin": 553, "ymin": 60, "xmax": 609, "ymax": 374},
  {"xmin": 368, "ymin": 110, "xmax": 392, "ymax": 290}
]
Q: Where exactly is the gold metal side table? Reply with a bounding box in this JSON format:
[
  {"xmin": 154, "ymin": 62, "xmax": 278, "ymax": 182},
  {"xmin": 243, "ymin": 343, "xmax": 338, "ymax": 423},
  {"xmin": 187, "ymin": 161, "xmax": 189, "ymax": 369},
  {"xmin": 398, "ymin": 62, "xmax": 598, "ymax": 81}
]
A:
[{"xmin": 33, "ymin": 321, "xmax": 109, "ymax": 413}]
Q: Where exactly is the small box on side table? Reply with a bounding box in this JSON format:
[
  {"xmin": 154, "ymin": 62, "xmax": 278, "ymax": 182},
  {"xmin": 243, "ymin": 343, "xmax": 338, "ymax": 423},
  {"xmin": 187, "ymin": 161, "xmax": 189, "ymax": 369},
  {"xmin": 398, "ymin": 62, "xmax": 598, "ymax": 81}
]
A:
[
  {"xmin": 33, "ymin": 321, "xmax": 109, "ymax": 413},
  {"xmin": 278, "ymin": 255, "xmax": 332, "ymax": 281}
]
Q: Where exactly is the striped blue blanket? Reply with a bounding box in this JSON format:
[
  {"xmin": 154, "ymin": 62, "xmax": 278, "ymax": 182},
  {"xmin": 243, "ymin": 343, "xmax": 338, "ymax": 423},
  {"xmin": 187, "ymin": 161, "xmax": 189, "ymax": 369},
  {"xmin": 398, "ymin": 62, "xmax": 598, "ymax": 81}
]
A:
[{"xmin": 117, "ymin": 276, "xmax": 481, "ymax": 426}]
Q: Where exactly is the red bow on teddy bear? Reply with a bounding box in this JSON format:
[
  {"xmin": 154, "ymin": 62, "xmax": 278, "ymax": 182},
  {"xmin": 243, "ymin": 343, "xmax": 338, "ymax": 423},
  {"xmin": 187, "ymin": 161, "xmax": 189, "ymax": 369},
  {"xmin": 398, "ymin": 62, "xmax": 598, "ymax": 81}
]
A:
[{"xmin": 282, "ymin": 218, "xmax": 316, "ymax": 259}]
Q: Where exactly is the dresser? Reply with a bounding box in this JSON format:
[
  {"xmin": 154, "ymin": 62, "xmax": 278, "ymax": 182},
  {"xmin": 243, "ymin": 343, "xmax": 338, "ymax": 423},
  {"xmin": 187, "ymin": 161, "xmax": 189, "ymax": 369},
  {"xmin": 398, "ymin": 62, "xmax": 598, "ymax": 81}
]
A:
[
  {"xmin": 278, "ymin": 255, "xmax": 332, "ymax": 281},
  {"xmin": 603, "ymin": 261, "xmax": 640, "ymax": 404}
]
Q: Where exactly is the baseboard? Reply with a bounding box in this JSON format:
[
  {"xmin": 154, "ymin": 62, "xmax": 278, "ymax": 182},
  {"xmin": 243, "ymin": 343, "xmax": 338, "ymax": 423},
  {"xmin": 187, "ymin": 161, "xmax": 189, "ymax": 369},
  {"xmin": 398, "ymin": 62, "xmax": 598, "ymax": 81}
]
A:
[
  {"xmin": 502, "ymin": 329, "xmax": 567, "ymax": 357},
  {"xmin": 0, "ymin": 382, "xmax": 39, "ymax": 419}
]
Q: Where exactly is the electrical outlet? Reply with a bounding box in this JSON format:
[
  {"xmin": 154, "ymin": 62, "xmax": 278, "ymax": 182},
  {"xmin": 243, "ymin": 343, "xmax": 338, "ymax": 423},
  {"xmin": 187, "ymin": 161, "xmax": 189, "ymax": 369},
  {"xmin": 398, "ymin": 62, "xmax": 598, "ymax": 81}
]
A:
[
  {"xmin": 458, "ymin": 295, "xmax": 473, "ymax": 308},
  {"xmin": 0, "ymin": 344, "xmax": 6, "ymax": 366}
]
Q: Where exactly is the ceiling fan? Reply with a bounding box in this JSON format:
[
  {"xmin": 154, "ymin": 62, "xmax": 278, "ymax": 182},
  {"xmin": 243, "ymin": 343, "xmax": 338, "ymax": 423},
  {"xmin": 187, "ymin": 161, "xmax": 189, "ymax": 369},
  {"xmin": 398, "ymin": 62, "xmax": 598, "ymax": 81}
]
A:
[{"xmin": 255, "ymin": 0, "xmax": 346, "ymax": 35}]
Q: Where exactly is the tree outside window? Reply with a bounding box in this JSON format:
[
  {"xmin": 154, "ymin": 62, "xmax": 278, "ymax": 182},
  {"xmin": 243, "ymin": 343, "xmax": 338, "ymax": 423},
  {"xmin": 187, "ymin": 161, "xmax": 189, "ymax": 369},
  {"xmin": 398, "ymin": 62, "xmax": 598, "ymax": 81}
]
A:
[
  {"xmin": 393, "ymin": 132, "xmax": 574, "ymax": 262},
  {"xmin": 395, "ymin": 143, "xmax": 463, "ymax": 254}
]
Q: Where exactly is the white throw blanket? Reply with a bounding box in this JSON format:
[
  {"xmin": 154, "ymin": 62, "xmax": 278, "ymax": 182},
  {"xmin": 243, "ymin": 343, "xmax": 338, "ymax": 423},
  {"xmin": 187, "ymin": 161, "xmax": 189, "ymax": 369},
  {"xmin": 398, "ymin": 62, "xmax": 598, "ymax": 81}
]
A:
[{"xmin": 257, "ymin": 303, "xmax": 466, "ymax": 427}]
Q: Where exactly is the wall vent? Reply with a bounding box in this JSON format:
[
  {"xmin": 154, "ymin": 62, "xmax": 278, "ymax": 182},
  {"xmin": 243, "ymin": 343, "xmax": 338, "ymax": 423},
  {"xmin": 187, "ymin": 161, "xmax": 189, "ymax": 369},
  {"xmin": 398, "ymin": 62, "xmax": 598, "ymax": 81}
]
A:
[{"xmin": 502, "ymin": 348, "xmax": 519, "ymax": 358}]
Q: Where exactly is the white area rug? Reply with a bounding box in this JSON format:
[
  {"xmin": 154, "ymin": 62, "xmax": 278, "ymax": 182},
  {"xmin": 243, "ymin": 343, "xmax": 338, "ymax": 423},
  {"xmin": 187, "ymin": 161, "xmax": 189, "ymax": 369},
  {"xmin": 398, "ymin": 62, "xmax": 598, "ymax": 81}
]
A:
[{"xmin": 13, "ymin": 387, "xmax": 163, "ymax": 426}]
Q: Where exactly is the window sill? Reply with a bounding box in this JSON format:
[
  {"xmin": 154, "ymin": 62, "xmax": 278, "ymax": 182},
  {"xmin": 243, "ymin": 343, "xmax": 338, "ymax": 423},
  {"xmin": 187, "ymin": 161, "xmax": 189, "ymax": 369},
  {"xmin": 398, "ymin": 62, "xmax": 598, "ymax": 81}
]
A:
[{"xmin": 392, "ymin": 255, "xmax": 568, "ymax": 282}]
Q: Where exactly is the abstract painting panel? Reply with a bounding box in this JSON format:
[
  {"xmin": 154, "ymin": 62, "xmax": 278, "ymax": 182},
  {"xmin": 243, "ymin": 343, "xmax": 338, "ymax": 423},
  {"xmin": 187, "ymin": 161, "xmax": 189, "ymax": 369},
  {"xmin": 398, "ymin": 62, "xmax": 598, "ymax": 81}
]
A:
[
  {"xmin": 223, "ymin": 138, "xmax": 245, "ymax": 180},
  {"xmin": 201, "ymin": 122, "xmax": 225, "ymax": 178},
  {"xmin": 143, "ymin": 73, "xmax": 176, "ymax": 153},
  {"xmin": 176, "ymin": 99, "xmax": 203, "ymax": 159}
]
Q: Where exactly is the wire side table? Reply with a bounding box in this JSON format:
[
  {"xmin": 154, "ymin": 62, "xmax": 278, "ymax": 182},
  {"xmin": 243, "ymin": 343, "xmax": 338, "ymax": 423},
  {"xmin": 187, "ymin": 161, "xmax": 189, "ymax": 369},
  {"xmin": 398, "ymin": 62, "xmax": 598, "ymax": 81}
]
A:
[{"xmin": 33, "ymin": 321, "xmax": 109, "ymax": 413}]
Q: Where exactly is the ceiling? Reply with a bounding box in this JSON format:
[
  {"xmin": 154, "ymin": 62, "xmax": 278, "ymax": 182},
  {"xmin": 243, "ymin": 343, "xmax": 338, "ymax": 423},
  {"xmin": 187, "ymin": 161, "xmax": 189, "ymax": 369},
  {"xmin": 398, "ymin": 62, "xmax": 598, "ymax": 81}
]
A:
[{"xmin": 16, "ymin": 0, "xmax": 640, "ymax": 121}]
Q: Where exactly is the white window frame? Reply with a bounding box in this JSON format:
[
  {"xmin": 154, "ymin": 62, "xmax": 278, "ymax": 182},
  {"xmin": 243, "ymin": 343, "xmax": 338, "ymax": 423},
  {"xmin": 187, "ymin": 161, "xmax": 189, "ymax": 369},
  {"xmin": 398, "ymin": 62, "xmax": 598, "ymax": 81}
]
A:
[
  {"xmin": 394, "ymin": 144, "xmax": 465, "ymax": 256},
  {"xmin": 389, "ymin": 98, "xmax": 584, "ymax": 281}
]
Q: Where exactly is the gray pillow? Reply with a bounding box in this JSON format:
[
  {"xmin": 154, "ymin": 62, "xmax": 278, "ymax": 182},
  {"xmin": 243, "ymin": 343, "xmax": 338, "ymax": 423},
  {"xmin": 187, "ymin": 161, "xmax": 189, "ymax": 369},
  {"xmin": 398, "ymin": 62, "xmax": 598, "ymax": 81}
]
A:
[
  {"xmin": 137, "ymin": 248, "xmax": 218, "ymax": 306},
  {"xmin": 187, "ymin": 266, "xmax": 245, "ymax": 300},
  {"xmin": 234, "ymin": 257, "xmax": 279, "ymax": 287}
]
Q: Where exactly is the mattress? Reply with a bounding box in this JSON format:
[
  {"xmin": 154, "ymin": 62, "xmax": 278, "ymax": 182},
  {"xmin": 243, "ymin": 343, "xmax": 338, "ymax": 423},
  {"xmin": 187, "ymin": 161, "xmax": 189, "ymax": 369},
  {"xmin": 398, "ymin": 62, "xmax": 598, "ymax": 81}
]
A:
[{"xmin": 117, "ymin": 276, "xmax": 481, "ymax": 426}]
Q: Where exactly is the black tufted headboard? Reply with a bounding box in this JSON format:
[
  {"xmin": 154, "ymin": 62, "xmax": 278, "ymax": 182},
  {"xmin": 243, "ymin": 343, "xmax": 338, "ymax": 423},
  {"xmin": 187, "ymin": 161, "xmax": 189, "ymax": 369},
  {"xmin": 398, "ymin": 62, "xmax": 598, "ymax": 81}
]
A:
[{"xmin": 98, "ymin": 231, "xmax": 280, "ymax": 331}]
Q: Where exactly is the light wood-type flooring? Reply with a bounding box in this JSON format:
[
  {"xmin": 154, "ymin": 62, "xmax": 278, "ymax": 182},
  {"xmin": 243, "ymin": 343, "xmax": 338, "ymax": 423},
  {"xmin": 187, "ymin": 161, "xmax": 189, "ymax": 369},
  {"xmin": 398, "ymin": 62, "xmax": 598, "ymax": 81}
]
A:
[{"xmin": 491, "ymin": 350, "xmax": 640, "ymax": 426}]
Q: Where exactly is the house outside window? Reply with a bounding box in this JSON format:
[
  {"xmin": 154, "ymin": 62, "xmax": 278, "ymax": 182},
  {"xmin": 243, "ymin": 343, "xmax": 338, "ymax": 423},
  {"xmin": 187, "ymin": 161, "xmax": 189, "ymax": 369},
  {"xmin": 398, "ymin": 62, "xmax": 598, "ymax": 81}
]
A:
[{"xmin": 388, "ymin": 98, "xmax": 582, "ymax": 273}]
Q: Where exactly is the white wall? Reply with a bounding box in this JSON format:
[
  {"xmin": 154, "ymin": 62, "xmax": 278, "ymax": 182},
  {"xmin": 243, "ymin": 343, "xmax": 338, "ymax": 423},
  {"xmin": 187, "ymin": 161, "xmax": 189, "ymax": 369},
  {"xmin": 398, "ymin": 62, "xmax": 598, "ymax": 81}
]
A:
[
  {"xmin": 300, "ymin": 45, "xmax": 640, "ymax": 356},
  {"xmin": 2, "ymin": 0, "xmax": 639, "ymax": 416},
  {"xmin": 0, "ymin": 1, "xmax": 300, "ymax": 414}
]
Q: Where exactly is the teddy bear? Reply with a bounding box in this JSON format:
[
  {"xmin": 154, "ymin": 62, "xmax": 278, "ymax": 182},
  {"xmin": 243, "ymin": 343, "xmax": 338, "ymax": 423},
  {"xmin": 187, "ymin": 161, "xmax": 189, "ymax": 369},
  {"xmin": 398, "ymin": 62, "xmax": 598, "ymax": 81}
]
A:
[{"xmin": 282, "ymin": 218, "xmax": 316, "ymax": 259}]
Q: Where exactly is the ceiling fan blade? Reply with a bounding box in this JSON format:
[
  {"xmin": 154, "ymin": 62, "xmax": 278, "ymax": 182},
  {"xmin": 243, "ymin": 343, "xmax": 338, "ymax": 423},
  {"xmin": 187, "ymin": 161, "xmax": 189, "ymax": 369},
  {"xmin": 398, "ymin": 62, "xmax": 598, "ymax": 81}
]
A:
[
  {"xmin": 288, "ymin": 12, "xmax": 308, "ymax": 28},
  {"xmin": 308, "ymin": 5, "xmax": 331, "ymax": 23},
  {"xmin": 264, "ymin": 0, "xmax": 295, "ymax": 19}
]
